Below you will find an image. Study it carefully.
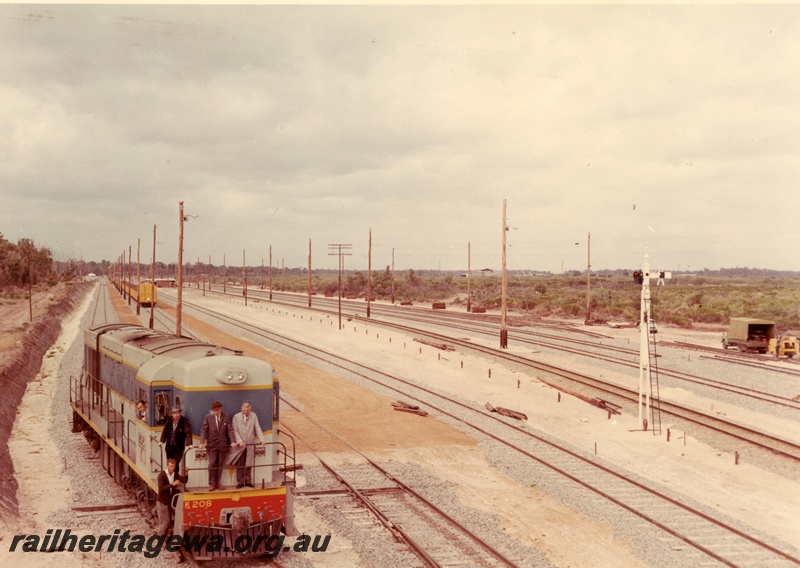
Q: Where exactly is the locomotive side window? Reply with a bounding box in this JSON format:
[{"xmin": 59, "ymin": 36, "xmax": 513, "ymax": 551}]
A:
[
  {"xmin": 135, "ymin": 387, "xmax": 149, "ymax": 422},
  {"xmin": 154, "ymin": 391, "xmax": 170, "ymax": 425}
]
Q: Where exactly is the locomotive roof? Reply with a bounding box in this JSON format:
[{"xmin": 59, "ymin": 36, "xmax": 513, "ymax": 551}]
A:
[
  {"xmin": 86, "ymin": 324, "xmax": 244, "ymax": 359},
  {"xmin": 85, "ymin": 324, "xmax": 274, "ymax": 389}
]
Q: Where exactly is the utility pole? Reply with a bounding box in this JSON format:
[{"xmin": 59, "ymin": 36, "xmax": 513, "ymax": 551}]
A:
[
  {"xmin": 328, "ymin": 244, "xmax": 352, "ymax": 330},
  {"xmin": 467, "ymin": 241, "xmax": 471, "ymax": 313},
  {"xmin": 27, "ymin": 253, "xmax": 32, "ymax": 321},
  {"xmin": 391, "ymin": 248, "xmax": 395, "ymax": 304},
  {"xmin": 243, "ymin": 249, "xmax": 247, "ymax": 306},
  {"xmin": 500, "ymin": 199, "xmax": 508, "ymax": 348},
  {"xmin": 585, "ymin": 231, "xmax": 591, "ymax": 324},
  {"xmin": 136, "ymin": 239, "xmax": 141, "ymax": 315},
  {"xmin": 128, "ymin": 245, "xmax": 132, "ymax": 305},
  {"xmin": 223, "ymin": 253, "xmax": 227, "ymax": 294},
  {"xmin": 205, "ymin": 255, "xmax": 209, "ymax": 297},
  {"xmin": 367, "ymin": 228, "xmax": 372, "ymax": 318},
  {"xmin": 307, "ymin": 238, "xmax": 312, "ymax": 308},
  {"xmin": 269, "ymin": 245, "xmax": 273, "ymax": 301},
  {"xmin": 177, "ymin": 201, "xmax": 185, "ymax": 337},
  {"xmin": 149, "ymin": 224, "xmax": 156, "ymax": 329}
]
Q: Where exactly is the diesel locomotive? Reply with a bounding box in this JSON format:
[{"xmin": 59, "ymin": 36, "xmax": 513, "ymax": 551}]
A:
[{"xmin": 70, "ymin": 323, "xmax": 298, "ymax": 559}]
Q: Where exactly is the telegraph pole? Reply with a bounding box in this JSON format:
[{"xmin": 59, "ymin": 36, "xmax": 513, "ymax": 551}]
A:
[
  {"xmin": 269, "ymin": 245, "xmax": 273, "ymax": 301},
  {"xmin": 223, "ymin": 253, "xmax": 227, "ymax": 294},
  {"xmin": 500, "ymin": 199, "xmax": 508, "ymax": 348},
  {"xmin": 136, "ymin": 239, "xmax": 141, "ymax": 315},
  {"xmin": 328, "ymin": 244, "xmax": 352, "ymax": 330},
  {"xmin": 27, "ymin": 253, "xmax": 32, "ymax": 322},
  {"xmin": 585, "ymin": 231, "xmax": 591, "ymax": 324},
  {"xmin": 128, "ymin": 245, "xmax": 132, "ymax": 305},
  {"xmin": 149, "ymin": 224, "xmax": 156, "ymax": 329},
  {"xmin": 391, "ymin": 248, "xmax": 395, "ymax": 304},
  {"xmin": 205, "ymin": 255, "xmax": 209, "ymax": 297},
  {"xmin": 367, "ymin": 228, "xmax": 372, "ymax": 318},
  {"xmin": 307, "ymin": 238, "xmax": 312, "ymax": 308},
  {"xmin": 176, "ymin": 201, "xmax": 185, "ymax": 337},
  {"xmin": 243, "ymin": 249, "xmax": 247, "ymax": 306},
  {"xmin": 467, "ymin": 241, "xmax": 472, "ymax": 313}
]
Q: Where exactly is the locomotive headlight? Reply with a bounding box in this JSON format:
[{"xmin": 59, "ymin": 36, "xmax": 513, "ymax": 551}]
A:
[{"xmin": 216, "ymin": 368, "xmax": 247, "ymax": 384}]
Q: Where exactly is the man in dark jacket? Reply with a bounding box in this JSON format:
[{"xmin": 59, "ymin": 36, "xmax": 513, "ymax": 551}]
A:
[
  {"xmin": 159, "ymin": 406, "xmax": 193, "ymax": 475},
  {"xmin": 199, "ymin": 401, "xmax": 232, "ymax": 491},
  {"xmin": 156, "ymin": 458, "xmax": 187, "ymax": 561}
]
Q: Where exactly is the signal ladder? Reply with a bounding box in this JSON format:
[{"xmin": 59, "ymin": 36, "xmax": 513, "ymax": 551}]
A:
[{"xmin": 645, "ymin": 297, "xmax": 662, "ymax": 436}]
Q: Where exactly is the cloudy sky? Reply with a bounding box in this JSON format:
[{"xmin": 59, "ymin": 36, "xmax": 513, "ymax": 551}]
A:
[{"xmin": 2, "ymin": 3, "xmax": 799, "ymax": 273}]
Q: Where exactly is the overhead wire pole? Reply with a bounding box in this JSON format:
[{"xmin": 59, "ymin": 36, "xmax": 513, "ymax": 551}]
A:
[
  {"xmin": 500, "ymin": 199, "xmax": 508, "ymax": 348},
  {"xmin": 307, "ymin": 238, "xmax": 312, "ymax": 308},
  {"xmin": 328, "ymin": 244, "xmax": 352, "ymax": 330},
  {"xmin": 391, "ymin": 247, "xmax": 395, "ymax": 304},
  {"xmin": 128, "ymin": 245, "xmax": 132, "ymax": 305},
  {"xmin": 205, "ymin": 255, "xmax": 209, "ymax": 297},
  {"xmin": 585, "ymin": 231, "xmax": 591, "ymax": 324},
  {"xmin": 223, "ymin": 253, "xmax": 227, "ymax": 294},
  {"xmin": 177, "ymin": 202, "xmax": 185, "ymax": 336},
  {"xmin": 269, "ymin": 245, "xmax": 273, "ymax": 301},
  {"xmin": 367, "ymin": 228, "xmax": 372, "ymax": 318},
  {"xmin": 467, "ymin": 241, "xmax": 471, "ymax": 313},
  {"xmin": 136, "ymin": 239, "xmax": 141, "ymax": 315},
  {"xmin": 149, "ymin": 224, "xmax": 156, "ymax": 329},
  {"xmin": 243, "ymin": 249, "xmax": 247, "ymax": 307}
]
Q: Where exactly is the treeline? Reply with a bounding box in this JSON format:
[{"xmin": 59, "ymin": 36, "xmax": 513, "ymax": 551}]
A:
[{"xmin": 0, "ymin": 233, "xmax": 58, "ymax": 289}]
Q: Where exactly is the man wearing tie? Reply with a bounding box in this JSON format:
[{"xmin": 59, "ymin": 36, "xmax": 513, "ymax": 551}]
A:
[
  {"xmin": 230, "ymin": 401, "xmax": 266, "ymax": 488},
  {"xmin": 199, "ymin": 401, "xmax": 231, "ymax": 491}
]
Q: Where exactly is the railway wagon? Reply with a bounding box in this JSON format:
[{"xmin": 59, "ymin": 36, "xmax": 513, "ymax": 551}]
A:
[
  {"xmin": 120, "ymin": 281, "xmax": 159, "ymax": 307},
  {"xmin": 70, "ymin": 324, "xmax": 298, "ymax": 559}
]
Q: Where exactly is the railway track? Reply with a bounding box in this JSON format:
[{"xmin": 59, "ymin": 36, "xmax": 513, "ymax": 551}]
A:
[
  {"xmin": 166, "ymin": 293, "xmax": 800, "ymax": 567},
  {"xmin": 198, "ymin": 286, "xmax": 800, "ymax": 413},
  {"xmin": 160, "ymin": 289, "xmax": 800, "ymax": 462},
  {"xmin": 283, "ymin": 401, "xmax": 518, "ymax": 567}
]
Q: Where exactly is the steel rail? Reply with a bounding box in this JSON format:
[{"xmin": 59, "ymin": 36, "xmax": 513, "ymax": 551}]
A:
[
  {"xmin": 173, "ymin": 296, "xmax": 800, "ymax": 567},
  {"xmin": 280, "ymin": 403, "xmax": 518, "ymax": 568}
]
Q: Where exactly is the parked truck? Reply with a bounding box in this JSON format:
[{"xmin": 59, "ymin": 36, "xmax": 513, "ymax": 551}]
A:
[{"xmin": 722, "ymin": 318, "xmax": 775, "ymax": 354}]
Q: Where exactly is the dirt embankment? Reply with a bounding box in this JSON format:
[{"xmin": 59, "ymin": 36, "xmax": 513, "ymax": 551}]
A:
[{"xmin": 0, "ymin": 282, "xmax": 93, "ymax": 521}]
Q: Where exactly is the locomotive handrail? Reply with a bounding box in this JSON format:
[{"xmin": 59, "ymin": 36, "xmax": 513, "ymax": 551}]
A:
[
  {"xmin": 150, "ymin": 433, "xmax": 164, "ymax": 475},
  {"xmin": 181, "ymin": 440, "xmax": 296, "ymax": 489},
  {"xmin": 124, "ymin": 419, "xmax": 137, "ymax": 458}
]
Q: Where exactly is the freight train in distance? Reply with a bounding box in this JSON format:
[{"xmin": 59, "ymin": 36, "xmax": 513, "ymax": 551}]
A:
[{"xmin": 70, "ymin": 324, "xmax": 299, "ymax": 560}]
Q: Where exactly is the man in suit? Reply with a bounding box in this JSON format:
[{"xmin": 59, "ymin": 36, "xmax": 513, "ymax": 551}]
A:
[
  {"xmin": 156, "ymin": 458, "xmax": 187, "ymax": 561},
  {"xmin": 159, "ymin": 406, "xmax": 193, "ymax": 476},
  {"xmin": 199, "ymin": 401, "xmax": 231, "ymax": 491},
  {"xmin": 229, "ymin": 401, "xmax": 266, "ymax": 488}
]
